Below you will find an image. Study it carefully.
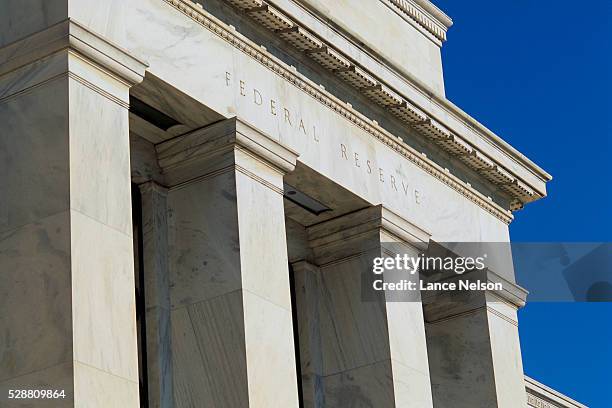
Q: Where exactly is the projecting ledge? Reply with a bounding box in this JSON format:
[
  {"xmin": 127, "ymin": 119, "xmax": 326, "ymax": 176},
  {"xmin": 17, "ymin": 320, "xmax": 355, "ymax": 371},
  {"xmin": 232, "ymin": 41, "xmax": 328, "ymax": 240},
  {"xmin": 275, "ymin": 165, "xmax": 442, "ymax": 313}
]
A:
[
  {"xmin": 156, "ymin": 117, "xmax": 299, "ymax": 186},
  {"xmin": 0, "ymin": 18, "xmax": 147, "ymax": 86}
]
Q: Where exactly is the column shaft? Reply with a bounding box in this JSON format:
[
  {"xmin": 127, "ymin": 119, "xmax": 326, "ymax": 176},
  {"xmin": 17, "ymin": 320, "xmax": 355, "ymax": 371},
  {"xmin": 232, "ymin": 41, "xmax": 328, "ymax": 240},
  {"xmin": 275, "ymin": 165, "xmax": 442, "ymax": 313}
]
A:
[
  {"xmin": 0, "ymin": 20, "xmax": 146, "ymax": 407},
  {"xmin": 292, "ymin": 261, "xmax": 326, "ymax": 407},
  {"xmin": 138, "ymin": 182, "xmax": 173, "ymax": 408}
]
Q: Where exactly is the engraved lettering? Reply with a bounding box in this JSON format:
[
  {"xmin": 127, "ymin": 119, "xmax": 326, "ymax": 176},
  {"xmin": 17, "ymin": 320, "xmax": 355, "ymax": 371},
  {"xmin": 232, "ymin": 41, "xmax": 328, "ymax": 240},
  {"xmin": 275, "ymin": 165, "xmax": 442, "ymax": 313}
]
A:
[
  {"xmin": 284, "ymin": 108, "xmax": 292, "ymax": 126},
  {"xmin": 253, "ymin": 89, "xmax": 262, "ymax": 105},
  {"xmin": 341, "ymin": 144, "xmax": 348, "ymax": 160},
  {"xmin": 270, "ymin": 99, "xmax": 277, "ymax": 115},
  {"xmin": 390, "ymin": 175, "xmax": 398, "ymax": 191},
  {"xmin": 222, "ymin": 70, "xmax": 429, "ymax": 210},
  {"xmin": 299, "ymin": 119, "xmax": 307, "ymax": 135}
]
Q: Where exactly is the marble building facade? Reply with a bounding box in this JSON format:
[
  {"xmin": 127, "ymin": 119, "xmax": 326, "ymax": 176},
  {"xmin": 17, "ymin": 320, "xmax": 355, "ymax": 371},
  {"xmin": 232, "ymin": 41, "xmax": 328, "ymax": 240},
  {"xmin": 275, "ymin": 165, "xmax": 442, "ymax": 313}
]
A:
[{"xmin": 0, "ymin": 0, "xmax": 585, "ymax": 407}]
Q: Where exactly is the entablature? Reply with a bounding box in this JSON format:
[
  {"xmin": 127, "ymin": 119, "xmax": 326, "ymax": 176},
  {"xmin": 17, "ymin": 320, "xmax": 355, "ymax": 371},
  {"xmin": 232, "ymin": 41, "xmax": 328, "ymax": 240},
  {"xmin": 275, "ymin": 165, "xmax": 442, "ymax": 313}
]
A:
[
  {"xmin": 525, "ymin": 376, "xmax": 587, "ymax": 408},
  {"xmin": 176, "ymin": 0, "xmax": 551, "ymax": 213}
]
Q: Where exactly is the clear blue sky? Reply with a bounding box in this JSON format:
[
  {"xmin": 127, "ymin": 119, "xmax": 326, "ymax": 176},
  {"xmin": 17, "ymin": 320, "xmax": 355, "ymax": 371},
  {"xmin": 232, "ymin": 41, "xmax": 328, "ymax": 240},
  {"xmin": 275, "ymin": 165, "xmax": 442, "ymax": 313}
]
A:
[{"xmin": 433, "ymin": 1, "xmax": 611, "ymax": 407}]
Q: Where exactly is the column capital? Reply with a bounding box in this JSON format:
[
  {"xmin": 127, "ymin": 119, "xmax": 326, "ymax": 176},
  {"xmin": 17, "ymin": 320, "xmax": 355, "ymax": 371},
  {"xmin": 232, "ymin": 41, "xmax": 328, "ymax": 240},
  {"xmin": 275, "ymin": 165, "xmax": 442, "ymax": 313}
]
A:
[
  {"xmin": 156, "ymin": 116, "xmax": 299, "ymax": 187},
  {"xmin": 291, "ymin": 260, "xmax": 320, "ymax": 274},
  {"xmin": 138, "ymin": 180, "xmax": 169, "ymax": 197},
  {"xmin": 0, "ymin": 18, "xmax": 148, "ymax": 86},
  {"xmin": 422, "ymin": 267, "xmax": 529, "ymax": 326},
  {"xmin": 306, "ymin": 204, "xmax": 431, "ymax": 264},
  {"xmin": 308, "ymin": 205, "xmax": 430, "ymax": 248}
]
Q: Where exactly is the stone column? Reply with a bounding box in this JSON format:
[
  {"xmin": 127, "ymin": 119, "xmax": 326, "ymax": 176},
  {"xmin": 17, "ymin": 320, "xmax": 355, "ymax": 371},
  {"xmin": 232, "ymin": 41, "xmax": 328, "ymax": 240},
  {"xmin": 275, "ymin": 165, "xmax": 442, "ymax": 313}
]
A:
[
  {"xmin": 292, "ymin": 261, "xmax": 325, "ymax": 407},
  {"xmin": 138, "ymin": 182, "xmax": 173, "ymax": 408},
  {"xmin": 296, "ymin": 205, "xmax": 434, "ymax": 407},
  {"xmin": 0, "ymin": 19, "xmax": 146, "ymax": 408},
  {"xmin": 423, "ymin": 267, "xmax": 529, "ymax": 408},
  {"xmin": 156, "ymin": 118, "xmax": 301, "ymax": 407}
]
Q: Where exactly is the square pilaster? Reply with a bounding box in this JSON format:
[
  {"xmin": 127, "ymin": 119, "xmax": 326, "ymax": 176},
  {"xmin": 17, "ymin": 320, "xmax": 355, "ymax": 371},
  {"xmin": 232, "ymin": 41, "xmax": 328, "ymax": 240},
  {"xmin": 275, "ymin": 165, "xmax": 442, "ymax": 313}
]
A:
[
  {"xmin": 0, "ymin": 19, "xmax": 147, "ymax": 408},
  {"xmin": 155, "ymin": 117, "xmax": 301, "ymax": 407}
]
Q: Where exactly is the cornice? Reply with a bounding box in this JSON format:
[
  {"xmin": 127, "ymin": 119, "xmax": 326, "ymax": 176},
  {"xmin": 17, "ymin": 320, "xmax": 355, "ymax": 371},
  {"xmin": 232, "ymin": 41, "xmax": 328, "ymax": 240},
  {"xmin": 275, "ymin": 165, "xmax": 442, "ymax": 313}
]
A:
[
  {"xmin": 525, "ymin": 376, "xmax": 587, "ymax": 408},
  {"xmin": 218, "ymin": 0, "xmax": 551, "ymax": 211},
  {"xmin": 412, "ymin": 0, "xmax": 453, "ymax": 27},
  {"xmin": 384, "ymin": 0, "xmax": 452, "ymax": 43},
  {"xmin": 161, "ymin": 0, "xmax": 521, "ymax": 223},
  {"xmin": 0, "ymin": 19, "xmax": 148, "ymax": 87}
]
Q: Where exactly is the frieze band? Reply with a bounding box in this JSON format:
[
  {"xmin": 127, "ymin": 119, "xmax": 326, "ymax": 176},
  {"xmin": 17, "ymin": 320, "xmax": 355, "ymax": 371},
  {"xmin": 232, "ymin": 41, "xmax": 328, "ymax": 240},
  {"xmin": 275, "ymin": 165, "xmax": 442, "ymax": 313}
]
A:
[{"xmin": 161, "ymin": 0, "xmax": 517, "ymax": 224}]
